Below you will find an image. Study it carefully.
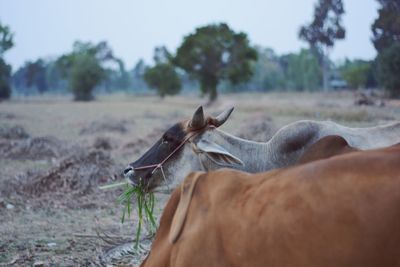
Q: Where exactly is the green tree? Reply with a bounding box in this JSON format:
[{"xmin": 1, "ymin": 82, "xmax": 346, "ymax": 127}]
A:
[
  {"xmin": 299, "ymin": 0, "xmax": 346, "ymax": 91},
  {"xmin": 377, "ymin": 43, "xmax": 400, "ymax": 97},
  {"xmin": 12, "ymin": 59, "xmax": 67, "ymax": 95},
  {"xmin": 0, "ymin": 22, "xmax": 14, "ymax": 99},
  {"xmin": 56, "ymin": 41, "xmax": 113, "ymax": 101},
  {"xmin": 340, "ymin": 60, "xmax": 372, "ymax": 89},
  {"xmin": 153, "ymin": 46, "xmax": 172, "ymax": 64},
  {"xmin": 247, "ymin": 47, "xmax": 284, "ymax": 91},
  {"xmin": 131, "ymin": 59, "xmax": 149, "ymax": 92},
  {"xmin": 144, "ymin": 63, "xmax": 181, "ymax": 98},
  {"xmin": 45, "ymin": 60, "xmax": 67, "ymax": 93},
  {"xmin": 174, "ymin": 23, "xmax": 257, "ymax": 102},
  {"xmin": 101, "ymin": 59, "xmax": 131, "ymax": 92},
  {"xmin": 69, "ymin": 54, "xmax": 105, "ymax": 100},
  {"xmin": 0, "ymin": 22, "xmax": 13, "ymax": 55},
  {"xmin": 280, "ymin": 49, "xmax": 322, "ymax": 91},
  {"xmin": 114, "ymin": 59, "xmax": 131, "ymax": 91},
  {"xmin": 0, "ymin": 58, "xmax": 12, "ymax": 99},
  {"xmin": 24, "ymin": 59, "xmax": 48, "ymax": 93},
  {"xmin": 372, "ymin": 0, "xmax": 400, "ymax": 52}
]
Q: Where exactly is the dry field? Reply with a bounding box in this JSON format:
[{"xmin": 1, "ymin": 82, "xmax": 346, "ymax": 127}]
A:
[{"xmin": 1, "ymin": 91, "xmax": 400, "ymax": 266}]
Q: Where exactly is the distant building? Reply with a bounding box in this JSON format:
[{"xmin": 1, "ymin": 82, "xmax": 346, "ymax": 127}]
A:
[
  {"xmin": 329, "ymin": 78, "xmax": 347, "ymax": 90},
  {"xmin": 329, "ymin": 69, "xmax": 348, "ymax": 90}
]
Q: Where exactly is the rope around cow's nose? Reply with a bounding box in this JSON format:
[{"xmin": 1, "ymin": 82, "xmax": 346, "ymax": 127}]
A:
[
  {"xmin": 131, "ymin": 125, "xmax": 216, "ymax": 190},
  {"xmin": 131, "ymin": 129, "xmax": 204, "ymax": 187}
]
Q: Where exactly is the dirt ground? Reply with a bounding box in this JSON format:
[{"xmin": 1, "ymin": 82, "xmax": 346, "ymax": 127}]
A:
[{"xmin": 1, "ymin": 91, "xmax": 400, "ymax": 266}]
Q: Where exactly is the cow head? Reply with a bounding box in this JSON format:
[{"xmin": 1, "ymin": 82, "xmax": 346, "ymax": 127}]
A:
[{"xmin": 124, "ymin": 106, "xmax": 244, "ymax": 192}]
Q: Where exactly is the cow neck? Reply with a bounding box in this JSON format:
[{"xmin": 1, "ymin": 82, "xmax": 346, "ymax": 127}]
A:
[{"xmin": 212, "ymin": 128, "xmax": 273, "ymax": 173}]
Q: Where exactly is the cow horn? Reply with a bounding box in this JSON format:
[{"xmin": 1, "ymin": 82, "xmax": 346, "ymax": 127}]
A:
[
  {"xmin": 190, "ymin": 106, "xmax": 206, "ymax": 129},
  {"xmin": 213, "ymin": 107, "xmax": 234, "ymax": 127}
]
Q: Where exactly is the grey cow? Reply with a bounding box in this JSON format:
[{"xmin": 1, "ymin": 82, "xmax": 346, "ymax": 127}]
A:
[{"xmin": 124, "ymin": 106, "xmax": 400, "ymax": 191}]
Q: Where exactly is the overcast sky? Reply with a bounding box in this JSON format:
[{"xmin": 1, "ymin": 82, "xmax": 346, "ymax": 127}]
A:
[{"xmin": 0, "ymin": 0, "xmax": 379, "ymax": 70}]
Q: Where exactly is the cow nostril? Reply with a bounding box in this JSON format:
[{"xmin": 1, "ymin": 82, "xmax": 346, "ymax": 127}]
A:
[{"xmin": 124, "ymin": 166, "xmax": 133, "ymax": 175}]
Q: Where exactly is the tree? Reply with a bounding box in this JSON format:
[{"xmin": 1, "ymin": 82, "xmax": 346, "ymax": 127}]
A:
[
  {"xmin": 56, "ymin": 41, "xmax": 114, "ymax": 101},
  {"xmin": 299, "ymin": 0, "xmax": 346, "ymax": 91},
  {"xmin": 69, "ymin": 54, "xmax": 105, "ymax": 100},
  {"xmin": 25, "ymin": 59, "xmax": 48, "ymax": 93},
  {"xmin": 114, "ymin": 59, "xmax": 131, "ymax": 91},
  {"xmin": 144, "ymin": 63, "xmax": 181, "ymax": 98},
  {"xmin": 280, "ymin": 49, "xmax": 322, "ymax": 91},
  {"xmin": 174, "ymin": 23, "xmax": 257, "ymax": 102},
  {"xmin": 0, "ymin": 58, "xmax": 12, "ymax": 99},
  {"xmin": 131, "ymin": 59, "xmax": 149, "ymax": 92},
  {"xmin": 244, "ymin": 47, "xmax": 285, "ymax": 92},
  {"xmin": 371, "ymin": 0, "xmax": 400, "ymax": 95},
  {"xmin": 153, "ymin": 46, "xmax": 172, "ymax": 64},
  {"xmin": 377, "ymin": 43, "xmax": 400, "ymax": 97},
  {"xmin": 101, "ymin": 59, "xmax": 131, "ymax": 92},
  {"xmin": 371, "ymin": 0, "xmax": 400, "ymax": 52},
  {"xmin": 340, "ymin": 60, "xmax": 373, "ymax": 89},
  {"xmin": 0, "ymin": 22, "xmax": 14, "ymax": 99},
  {"xmin": 11, "ymin": 59, "xmax": 67, "ymax": 95},
  {"xmin": 45, "ymin": 60, "xmax": 67, "ymax": 93},
  {"xmin": 0, "ymin": 22, "xmax": 13, "ymax": 56}
]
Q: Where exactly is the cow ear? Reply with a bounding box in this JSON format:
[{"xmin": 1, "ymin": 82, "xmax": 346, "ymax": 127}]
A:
[
  {"xmin": 196, "ymin": 139, "xmax": 244, "ymax": 167},
  {"xmin": 190, "ymin": 106, "xmax": 206, "ymax": 129},
  {"xmin": 169, "ymin": 172, "xmax": 204, "ymax": 244}
]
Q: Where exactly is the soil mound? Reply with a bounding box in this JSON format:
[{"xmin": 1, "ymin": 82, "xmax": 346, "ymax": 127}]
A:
[
  {"xmin": 0, "ymin": 112, "xmax": 17, "ymax": 120},
  {"xmin": 0, "ymin": 125, "xmax": 30, "ymax": 139},
  {"xmin": 23, "ymin": 149, "xmax": 120, "ymax": 197},
  {"xmin": 0, "ymin": 136, "xmax": 70, "ymax": 160},
  {"xmin": 80, "ymin": 120, "xmax": 129, "ymax": 135},
  {"xmin": 236, "ymin": 114, "xmax": 277, "ymax": 142},
  {"xmin": 93, "ymin": 136, "xmax": 115, "ymax": 150},
  {"xmin": 354, "ymin": 90, "xmax": 385, "ymax": 107}
]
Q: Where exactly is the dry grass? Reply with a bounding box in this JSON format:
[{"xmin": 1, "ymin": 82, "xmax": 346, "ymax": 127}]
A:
[{"xmin": 1, "ymin": 91, "xmax": 399, "ymax": 266}]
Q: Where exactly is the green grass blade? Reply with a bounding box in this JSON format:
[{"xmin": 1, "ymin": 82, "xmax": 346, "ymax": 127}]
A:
[
  {"xmin": 117, "ymin": 179, "xmax": 157, "ymax": 250},
  {"xmin": 99, "ymin": 181, "xmax": 128, "ymax": 190},
  {"xmin": 144, "ymin": 200, "xmax": 157, "ymax": 230}
]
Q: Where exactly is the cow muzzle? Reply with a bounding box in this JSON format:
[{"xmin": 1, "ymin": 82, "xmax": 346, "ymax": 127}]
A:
[{"xmin": 123, "ymin": 166, "xmax": 139, "ymax": 186}]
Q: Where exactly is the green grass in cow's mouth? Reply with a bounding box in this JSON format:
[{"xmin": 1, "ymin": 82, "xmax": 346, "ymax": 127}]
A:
[{"xmin": 99, "ymin": 181, "xmax": 157, "ymax": 249}]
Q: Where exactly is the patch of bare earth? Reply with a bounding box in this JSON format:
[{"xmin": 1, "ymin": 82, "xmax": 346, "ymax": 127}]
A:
[{"xmin": 0, "ymin": 124, "xmax": 167, "ymax": 266}]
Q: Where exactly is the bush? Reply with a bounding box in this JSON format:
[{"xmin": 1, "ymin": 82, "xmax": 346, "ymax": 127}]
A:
[{"xmin": 378, "ymin": 43, "xmax": 400, "ymax": 98}]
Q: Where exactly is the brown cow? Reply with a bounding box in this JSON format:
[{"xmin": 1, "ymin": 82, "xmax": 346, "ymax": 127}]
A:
[{"xmin": 141, "ymin": 145, "xmax": 400, "ymax": 267}]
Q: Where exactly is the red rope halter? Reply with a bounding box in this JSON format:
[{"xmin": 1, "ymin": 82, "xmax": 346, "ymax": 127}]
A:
[{"xmin": 132, "ymin": 125, "xmax": 214, "ymax": 185}]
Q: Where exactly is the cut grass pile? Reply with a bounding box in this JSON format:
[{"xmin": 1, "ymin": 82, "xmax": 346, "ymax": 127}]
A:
[{"xmin": 100, "ymin": 181, "xmax": 157, "ymax": 249}]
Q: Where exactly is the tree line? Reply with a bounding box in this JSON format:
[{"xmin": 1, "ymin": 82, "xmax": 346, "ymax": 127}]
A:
[{"xmin": 0, "ymin": 0, "xmax": 399, "ymax": 102}]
